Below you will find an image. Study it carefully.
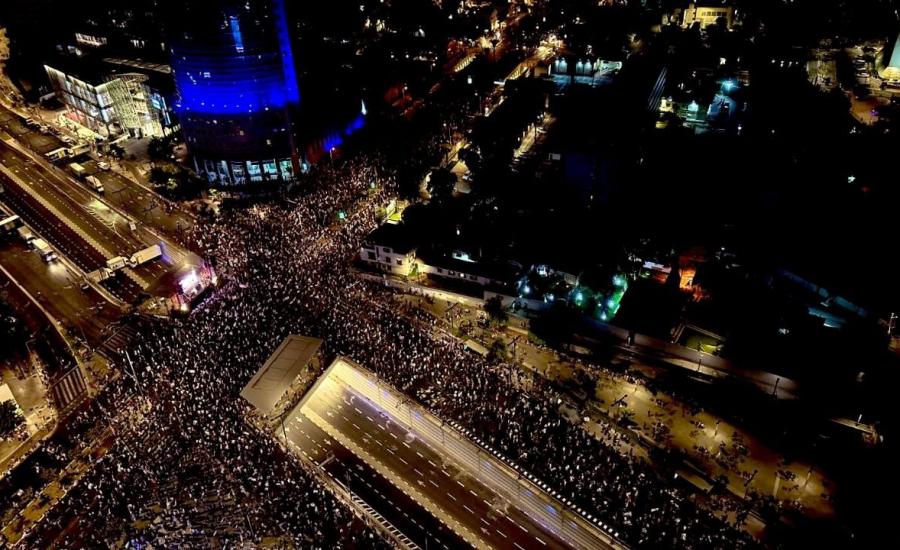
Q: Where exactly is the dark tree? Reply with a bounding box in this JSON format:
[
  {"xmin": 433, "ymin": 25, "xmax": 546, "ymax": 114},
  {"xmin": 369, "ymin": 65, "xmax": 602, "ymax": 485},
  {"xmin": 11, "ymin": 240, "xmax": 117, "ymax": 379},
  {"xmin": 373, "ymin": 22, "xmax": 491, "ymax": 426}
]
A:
[
  {"xmin": 484, "ymin": 296, "xmax": 508, "ymax": 326},
  {"xmin": 0, "ymin": 400, "xmax": 23, "ymax": 439}
]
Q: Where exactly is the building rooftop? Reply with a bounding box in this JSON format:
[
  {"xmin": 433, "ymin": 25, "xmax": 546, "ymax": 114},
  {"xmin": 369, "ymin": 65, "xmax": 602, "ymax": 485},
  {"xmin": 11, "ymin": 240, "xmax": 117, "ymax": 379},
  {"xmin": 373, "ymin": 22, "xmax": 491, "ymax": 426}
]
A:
[
  {"xmin": 240, "ymin": 335, "xmax": 323, "ymax": 416},
  {"xmin": 46, "ymin": 53, "xmax": 175, "ymax": 91},
  {"xmin": 364, "ymin": 223, "xmax": 416, "ymax": 255}
]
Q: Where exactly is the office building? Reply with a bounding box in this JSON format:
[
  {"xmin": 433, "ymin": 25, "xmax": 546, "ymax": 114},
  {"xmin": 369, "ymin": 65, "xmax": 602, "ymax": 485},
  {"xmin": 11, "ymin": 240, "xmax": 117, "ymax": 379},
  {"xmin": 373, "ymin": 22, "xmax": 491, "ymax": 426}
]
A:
[
  {"xmin": 168, "ymin": 0, "xmax": 301, "ymax": 184},
  {"xmin": 44, "ymin": 58, "xmax": 173, "ymax": 138}
]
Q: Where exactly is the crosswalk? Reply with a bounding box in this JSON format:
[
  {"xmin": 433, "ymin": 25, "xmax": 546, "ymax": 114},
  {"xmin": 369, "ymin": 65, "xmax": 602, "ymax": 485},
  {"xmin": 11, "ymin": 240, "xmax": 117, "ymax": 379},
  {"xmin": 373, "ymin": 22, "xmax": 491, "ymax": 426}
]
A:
[
  {"xmin": 100, "ymin": 323, "xmax": 137, "ymax": 358},
  {"xmin": 50, "ymin": 366, "xmax": 87, "ymax": 411}
]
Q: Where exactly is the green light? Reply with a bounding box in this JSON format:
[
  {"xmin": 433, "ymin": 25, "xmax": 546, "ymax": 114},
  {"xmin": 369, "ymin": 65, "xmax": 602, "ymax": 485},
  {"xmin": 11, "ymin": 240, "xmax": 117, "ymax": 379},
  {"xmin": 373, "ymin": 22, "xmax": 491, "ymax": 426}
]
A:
[{"xmin": 337, "ymin": 211, "xmax": 347, "ymax": 220}]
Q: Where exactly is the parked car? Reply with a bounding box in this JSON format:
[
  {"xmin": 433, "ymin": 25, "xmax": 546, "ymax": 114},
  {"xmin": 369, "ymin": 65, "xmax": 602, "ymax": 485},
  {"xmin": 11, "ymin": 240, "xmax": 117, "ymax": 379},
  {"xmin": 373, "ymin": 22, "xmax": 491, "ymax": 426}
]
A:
[{"xmin": 97, "ymin": 161, "xmax": 111, "ymax": 171}]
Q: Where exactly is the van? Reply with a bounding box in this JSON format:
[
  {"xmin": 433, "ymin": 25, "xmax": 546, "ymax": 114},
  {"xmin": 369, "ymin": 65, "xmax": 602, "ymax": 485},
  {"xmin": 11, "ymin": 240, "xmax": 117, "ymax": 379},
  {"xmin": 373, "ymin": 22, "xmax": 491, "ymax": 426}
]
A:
[
  {"xmin": 17, "ymin": 226, "xmax": 35, "ymax": 243},
  {"xmin": 69, "ymin": 162, "xmax": 87, "ymax": 179},
  {"xmin": 32, "ymin": 238, "xmax": 57, "ymax": 262},
  {"xmin": 85, "ymin": 175, "xmax": 104, "ymax": 193}
]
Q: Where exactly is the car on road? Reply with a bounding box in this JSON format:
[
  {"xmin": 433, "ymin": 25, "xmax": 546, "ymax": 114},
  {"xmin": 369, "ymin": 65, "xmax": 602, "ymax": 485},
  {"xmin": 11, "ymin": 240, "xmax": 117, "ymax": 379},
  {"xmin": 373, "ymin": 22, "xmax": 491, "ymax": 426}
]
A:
[
  {"xmin": 69, "ymin": 162, "xmax": 87, "ymax": 179},
  {"xmin": 97, "ymin": 161, "xmax": 111, "ymax": 171},
  {"xmin": 17, "ymin": 226, "xmax": 35, "ymax": 243},
  {"xmin": 32, "ymin": 238, "xmax": 58, "ymax": 262},
  {"xmin": 85, "ymin": 175, "xmax": 105, "ymax": 193}
]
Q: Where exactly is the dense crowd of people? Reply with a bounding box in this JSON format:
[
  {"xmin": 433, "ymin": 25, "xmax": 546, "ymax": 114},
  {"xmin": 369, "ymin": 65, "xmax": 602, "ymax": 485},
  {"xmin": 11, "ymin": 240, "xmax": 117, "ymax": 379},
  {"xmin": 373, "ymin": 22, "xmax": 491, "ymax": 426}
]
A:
[
  {"xmin": 2, "ymin": 31, "xmax": 758, "ymax": 547},
  {"xmin": 7, "ymin": 140, "xmax": 761, "ymax": 549}
]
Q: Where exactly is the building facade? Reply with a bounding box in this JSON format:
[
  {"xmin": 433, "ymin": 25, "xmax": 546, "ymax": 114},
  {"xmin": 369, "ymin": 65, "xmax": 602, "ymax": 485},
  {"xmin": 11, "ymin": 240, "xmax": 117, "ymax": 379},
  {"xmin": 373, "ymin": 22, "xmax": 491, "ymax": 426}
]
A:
[
  {"xmin": 169, "ymin": 0, "xmax": 301, "ymax": 185},
  {"xmin": 45, "ymin": 63, "xmax": 171, "ymax": 138},
  {"xmin": 681, "ymin": 3, "xmax": 735, "ymax": 30},
  {"xmin": 359, "ymin": 224, "xmax": 417, "ymax": 276}
]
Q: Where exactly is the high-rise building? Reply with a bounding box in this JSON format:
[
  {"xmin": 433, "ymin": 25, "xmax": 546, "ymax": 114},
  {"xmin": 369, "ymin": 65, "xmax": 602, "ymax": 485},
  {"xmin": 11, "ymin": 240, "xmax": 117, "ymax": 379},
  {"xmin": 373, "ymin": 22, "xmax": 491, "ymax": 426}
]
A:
[{"xmin": 169, "ymin": 0, "xmax": 301, "ymax": 184}]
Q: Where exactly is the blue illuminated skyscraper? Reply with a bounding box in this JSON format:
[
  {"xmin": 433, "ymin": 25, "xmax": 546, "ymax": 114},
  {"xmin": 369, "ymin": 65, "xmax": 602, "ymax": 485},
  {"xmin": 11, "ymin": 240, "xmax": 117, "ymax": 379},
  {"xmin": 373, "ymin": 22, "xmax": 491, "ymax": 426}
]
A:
[{"xmin": 170, "ymin": 0, "xmax": 301, "ymax": 184}]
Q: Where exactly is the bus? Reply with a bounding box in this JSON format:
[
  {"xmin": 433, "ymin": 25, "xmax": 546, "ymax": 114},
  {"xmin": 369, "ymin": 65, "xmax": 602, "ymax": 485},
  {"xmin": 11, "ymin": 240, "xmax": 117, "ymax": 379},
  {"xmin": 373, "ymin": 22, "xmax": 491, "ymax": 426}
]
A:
[{"xmin": 46, "ymin": 147, "xmax": 71, "ymax": 162}]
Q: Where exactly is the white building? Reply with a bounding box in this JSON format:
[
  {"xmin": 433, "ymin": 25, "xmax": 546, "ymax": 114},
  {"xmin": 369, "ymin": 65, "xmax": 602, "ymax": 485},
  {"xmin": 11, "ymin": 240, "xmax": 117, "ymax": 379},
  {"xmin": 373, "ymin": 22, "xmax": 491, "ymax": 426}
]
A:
[
  {"xmin": 359, "ymin": 224, "xmax": 417, "ymax": 276},
  {"xmin": 681, "ymin": 3, "xmax": 734, "ymax": 30}
]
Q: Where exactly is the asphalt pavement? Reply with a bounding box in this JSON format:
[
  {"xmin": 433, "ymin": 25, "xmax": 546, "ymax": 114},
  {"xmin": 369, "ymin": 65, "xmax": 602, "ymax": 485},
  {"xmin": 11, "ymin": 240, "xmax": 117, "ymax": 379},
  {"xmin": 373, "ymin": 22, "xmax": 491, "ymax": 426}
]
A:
[
  {"xmin": 0, "ymin": 238, "xmax": 122, "ymax": 346},
  {"xmin": 285, "ymin": 413, "xmax": 464, "ymax": 550},
  {"xmin": 285, "ymin": 359, "xmax": 623, "ymax": 550},
  {"xmin": 0, "ymin": 104, "xmax": 202, "ymax": 304},
  {"xmin": 78, "ymin": 158, "xmax": 196, "ymax": 239}
]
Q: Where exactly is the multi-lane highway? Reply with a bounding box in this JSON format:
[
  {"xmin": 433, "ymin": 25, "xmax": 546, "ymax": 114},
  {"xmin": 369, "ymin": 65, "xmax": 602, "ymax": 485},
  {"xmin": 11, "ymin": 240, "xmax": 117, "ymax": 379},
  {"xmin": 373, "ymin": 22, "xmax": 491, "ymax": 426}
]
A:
[
  {"xmin": 77, "ymin": 158, "xmax": 196, "ymax": 238},
  {"xmin": 0, "ymin": 125, "xmax": 200, "ymax": 305},
  {"xmin": 0, "ymin": 238, "xmax": 121, "ymax": 346},
  {"xmin": 284, "ymin": 412, "xmax": 466, "ymax": 550},
  {"xmin": 284, "ymin": 359, "xmax": 624, "ymax": 550},
  {"xmin": 0, "ymin": 139, "xmax": 143, "ymax": 301}
]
